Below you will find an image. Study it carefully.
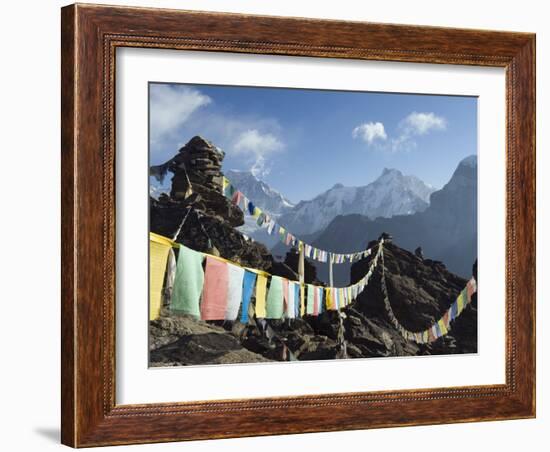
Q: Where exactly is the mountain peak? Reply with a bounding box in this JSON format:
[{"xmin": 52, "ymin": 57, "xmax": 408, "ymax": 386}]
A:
[
  {"xmin": 381, "ymin": 167, "xmax": 402, "ymax": 176},
  {"xmin": 225, "ymin": 169, "xmax": 294, "ymax": 215},
  {"xmin": 226, "ymin": 169, "xmax": 259, "ymax": 183},
  {"xmin": 459, "ymin": 155, "xmax": 477, "ymax": 168},
  {"xmin": 278, "ymin": 167, "xmax": 435, "ymax": 235}
]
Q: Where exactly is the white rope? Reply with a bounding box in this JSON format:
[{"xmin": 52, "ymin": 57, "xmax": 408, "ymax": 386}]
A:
[{"xmin": 172, "ymin": 207, "xmax": 193, "ymax": 241}]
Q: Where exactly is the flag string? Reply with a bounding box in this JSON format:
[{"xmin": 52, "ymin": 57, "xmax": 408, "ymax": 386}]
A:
[
  {"xmin": 150, "ymin": 232, "xmax": 384, "ymax": 323},
  {"xmin": 379, "ymin": 246, "xmax": 477, "ymax": 344},
  {"xmin": 150, "ymin": 232, "xmax": 383, "ymax": 292},
  {"xmin": 222, "ymin": 176, "xmax": 376, "ymax": 265}
]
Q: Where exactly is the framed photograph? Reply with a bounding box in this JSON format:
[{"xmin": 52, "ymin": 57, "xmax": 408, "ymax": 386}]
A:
[{"xmin": 61, "ymin": 3, "xmax": 536, "ymax": 447}]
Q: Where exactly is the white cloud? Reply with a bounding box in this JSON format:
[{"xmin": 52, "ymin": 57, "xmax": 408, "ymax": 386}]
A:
[
  {"xmin": 148, "ymin": 85, "xmax": 286, "ymax": 178},
  {"xmin": 352, "ymin": 112, "xmax": 447, "ymax": 152},
  {"xmin": 150, "ymin": 84, "xmax": 211, "ymax": 142},
  {"xmin": 232, "ymin": 129, "xmax": 284, "ymax": 178},
  {"xmin": 389, "ymin": 111, "xmax": 446, "ymax": 151},
  {"xmin": 402, "ymin": 112, "xmax": 447, "ymax": 135},
  {"xmin": 352, "ymin": 122, "xmax": 388, "ymax": 145},
  {"xmin": 234, "ymin": 129, "xmax": 284, "ymax": 155}
]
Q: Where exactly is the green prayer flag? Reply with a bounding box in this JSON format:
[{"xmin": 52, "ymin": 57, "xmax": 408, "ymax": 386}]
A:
[
  {"xmin": 266, "ymin": 276, "xmax": 284, "ymax": 319},
  {"xmin": 170, "ymin": 245, "xmax": 205, "ymax": 318},
  {"xmin": 306, "ymin": 284, "xmax": 315, "ymax": 315}
]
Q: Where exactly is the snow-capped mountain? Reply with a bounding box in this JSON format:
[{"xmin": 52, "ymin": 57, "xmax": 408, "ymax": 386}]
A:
[
  {"xmin": 225, "ymin": 169, "xmax": 295, "ymax": 247},
  {"xmin": 225, "ymin": 170, "xmax": 294, "ymax": 215},
  {"xmin": 313, "ymin": 154, "xmax": 478, "ymax": 281},
  {"xmin": 277, "ymin": 168, "xmax": 436, "ymax": 235}
]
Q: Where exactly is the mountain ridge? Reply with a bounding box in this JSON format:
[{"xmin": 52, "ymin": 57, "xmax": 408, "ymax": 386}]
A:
[
  {"xmin": 313, "ymin": 155, "xmax": 477, "ymax": 280},
  {"xmin": 277, "ymin": 167, "xmax": 436, "ymax": 235}
]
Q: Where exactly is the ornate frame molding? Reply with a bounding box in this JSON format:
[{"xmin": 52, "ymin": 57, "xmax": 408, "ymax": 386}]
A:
[{"xmin": 61, "ymin": 4, "xmax": 535, "ymax": 447}]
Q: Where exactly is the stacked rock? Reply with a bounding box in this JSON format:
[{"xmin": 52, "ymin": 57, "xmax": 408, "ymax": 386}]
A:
[{"xmin": 169, "ymin": 135, "xmax": 225, "ymax": 199}]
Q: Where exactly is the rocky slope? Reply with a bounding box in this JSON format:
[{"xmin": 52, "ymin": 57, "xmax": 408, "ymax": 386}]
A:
[{"xmin": 149, "ymin": 137, "xmax": 477, "ymax": 366}]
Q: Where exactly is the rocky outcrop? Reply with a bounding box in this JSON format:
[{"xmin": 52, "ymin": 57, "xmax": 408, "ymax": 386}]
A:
[
  {"xmin": 149, "ymin": 136, "xmax": 313, "ymax": 277},
  {"xmin": 348, "ymin": 240, "xmax": 477, "ymax": 356},
  {"xmin": 149, "ymin": 313, "xmax": 269, "ymax": 366},
  {"xmin": 149, "ymin": 137, "xmax": 477, "ymax": 366}
]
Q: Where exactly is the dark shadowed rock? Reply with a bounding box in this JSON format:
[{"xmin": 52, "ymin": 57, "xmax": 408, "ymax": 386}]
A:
[
  {"xmin": 149, "ymin": 312, "xmax": 269, "ymax": 366},
  {"xmin": 348, "ymin": 240, "xmax": 477, "ymax": 356}
]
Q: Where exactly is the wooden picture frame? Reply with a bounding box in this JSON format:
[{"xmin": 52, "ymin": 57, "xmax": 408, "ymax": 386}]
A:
[{"xmin": 61, "ymin": 3, "xmax": 535, "ymax": 447}]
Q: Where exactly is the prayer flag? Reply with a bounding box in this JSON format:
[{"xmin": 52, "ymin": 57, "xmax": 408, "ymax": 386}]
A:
[
  {"xmin": 266, "ymin": 276, "xmax": 284, "ymax": 319},
  {"xmin": 200, "ymin": 257, "xmax": 229, "ymax": 320},
  {"xmin": 437, "ymin": 318, "xmax": 448, "ymax": 336},
  {"xmin": 231, "ymin": 190, "xmax": 240, "ymax": 204},
  {"xmin": 306, "ymin": 284, "xmax": 315, "ymax": 315},
  {"xmin": 255, "ymin": 274, "xmax": 268, "ymax": 318},
  {"xmin": 450, "ymin": 300, "xmax": 458, "ymax": 320},
  {"xmin": 443, "ymin": 310, "xmax": 450, "ymax": 329},
  {"xmin": 326, "ymin": 287, "xmax": 334, "ymax": 310},
  {"xmin": 163, "ymin": 247, "xmax": 177, "ymax": 306},
  {"xmin": 467, "ymin": 277, "xmax": 477, "ymax": 300},
  {"xmin": 149, "ymin": 237, "xmax": 172, "ymax": 320},
  {"xmin": 222, "ymin": 177, "xmax": 231, "ymax": 197},
  {"xmin": 227, "ymin": 184, "xmax": 235, "ymax": 198},
  {"xmin": 434, "ymin": 323, "xmax": 442, "ymax": 339},
  {"xmin": 225, "ymin": 264, "xmax": 245, "ymax": 321},
  {"xmin": 170, "ymin": 244, "xmax": 205, "ymax": 319},
  {"xmin": 294, "ymin": 283, "xmax": 300, "ymax": 318},
  {"xmin": 457, "ymin": 290, "xmax": 466, "ymax": 314},
  {"xmin": 240, "ymin": 270, "xmax": 257, "ymax": 323},
  {"xmin": 300, "ymin": 284, "xmax": 305, "ymax": 316},
  {"xmin": 240, "ymin": 194, "xmax": 248, "ymax": 211},
  {"xmin": 285, "ymin": 280, "xmax": 296, "ymax": 319},
  {"xmin": 313, "ymin": 285, "xmax": 319, "ymax": 316},
  {"xmin": 285, "ymin": 233, "xmax": 292, "ymax": 246}
]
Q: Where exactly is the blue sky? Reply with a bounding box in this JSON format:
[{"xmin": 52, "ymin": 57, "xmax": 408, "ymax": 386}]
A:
[{"xmin": 149, "ymin": 82, "xmax": 477, "ymax": 203}]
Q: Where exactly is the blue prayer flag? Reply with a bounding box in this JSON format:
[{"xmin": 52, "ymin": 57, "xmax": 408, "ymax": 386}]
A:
[{"xmin": 240, "ymin": 270, "xmax": 257, "ymax": 323}]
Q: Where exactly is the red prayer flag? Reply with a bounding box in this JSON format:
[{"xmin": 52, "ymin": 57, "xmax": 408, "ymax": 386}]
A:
[{"xmin": 200, "ymin": 256, "xmax": 229, "ymax": 320}]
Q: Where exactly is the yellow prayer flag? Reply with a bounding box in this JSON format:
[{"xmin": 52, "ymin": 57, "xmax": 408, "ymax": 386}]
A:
[
  {"xmin": 149, "ymin": 239, "xmax": 171, "ymax": 320},
  {"xmin": 300, "ymin": 284, "xmax": 305, "ymax": 316},
  {"xmin": 255, "ymin": 274, "xmax": 268, "ymax": 318},
  {"xmin": 438, "ymin": 318, "xmax": 448, "ymax": 335},
  {"xmin": 423, "ymin": 331, "xmax": 429, "ymax": 343},
  {"xmin": 457, "ymin": 291, "xmax": 466, "ymax": 314},
  {"xmin": 325, "ymin": 287, "xmax": 333, "ymax": 310}
]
